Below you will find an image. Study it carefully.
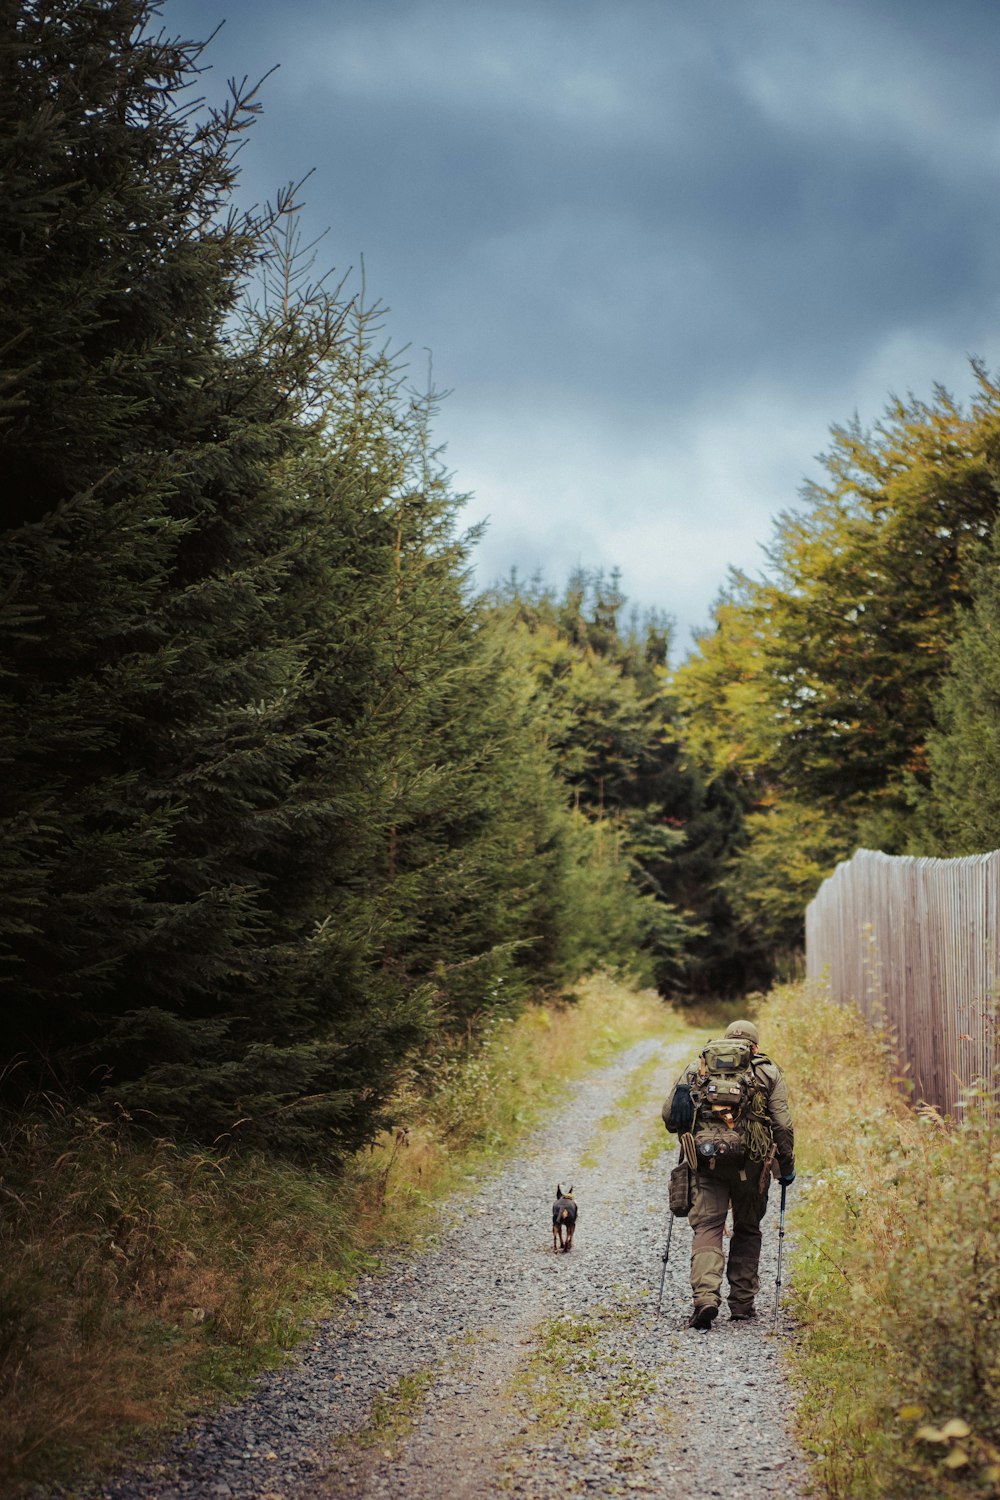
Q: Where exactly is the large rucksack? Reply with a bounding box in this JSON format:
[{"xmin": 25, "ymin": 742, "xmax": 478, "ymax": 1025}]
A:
[{"xmin": 688, "ymin": 1037, "xmax": 771, "ymax": 1173}]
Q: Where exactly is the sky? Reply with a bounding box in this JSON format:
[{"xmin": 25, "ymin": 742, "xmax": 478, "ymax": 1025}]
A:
[{"xmin": 165, "ymin": 0, "xmax": 1000, "ymax": 653}]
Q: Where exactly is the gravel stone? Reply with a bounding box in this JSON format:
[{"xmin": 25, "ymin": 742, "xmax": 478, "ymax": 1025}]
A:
[{"xmin": 63, "ymin": 1036, "xmax": 814, "ymax": 1500}]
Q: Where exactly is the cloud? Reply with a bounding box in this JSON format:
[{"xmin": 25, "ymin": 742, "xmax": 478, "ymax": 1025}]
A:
[
  {"xmin": 453, "ymin": 319, "xmax": 1000, "ymax": 655},
  {"xmin": 163, "ymin": 0, "xmax": 1000, "ymax": 648},
  {"xmin": 449, "ymin": 381, "xmax": 835, "ymax": 645},
  {"xmin": 735, "ymin": 1, "xmax": 1000, "ymax": 188}
]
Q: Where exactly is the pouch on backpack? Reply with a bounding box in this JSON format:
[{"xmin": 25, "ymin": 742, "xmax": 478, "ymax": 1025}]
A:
[{"xmin": 668, "ymin": 1161, "xmax": 692, "ymax": 1217}]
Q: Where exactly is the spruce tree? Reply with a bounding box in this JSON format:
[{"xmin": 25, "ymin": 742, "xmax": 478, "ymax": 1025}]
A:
[
  {"xmin": 0, "ymin": 3, "xmax": 430, "ymax": 1154},
  {"xmin": 1, "ymin": 0, "xmax": 298, "ymax": 1051},
  {"xmin": 2, "ymin": 3, "xmax": 690, "ymax": 1158},
  {"xmin": 484, "ymin": 571, "xmax": 698, "ymax": 993}
]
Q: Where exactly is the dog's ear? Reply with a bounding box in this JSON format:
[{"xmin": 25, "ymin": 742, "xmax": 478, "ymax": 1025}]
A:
[
  {"xmin": 555, "ymin": 1183, "xmax": 561, "ymax": 1197},
  {"xmin": 566, "ymin": 1184, "xmax": 574, "ymax": 1195}
]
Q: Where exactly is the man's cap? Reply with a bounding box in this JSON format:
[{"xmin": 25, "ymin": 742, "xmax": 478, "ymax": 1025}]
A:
[{"xmin": 725, "ymin": 1020, "xmax": 759, "ymax": 1045}]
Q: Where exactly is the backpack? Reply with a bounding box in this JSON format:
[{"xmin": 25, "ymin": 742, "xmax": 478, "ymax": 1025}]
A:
[{"xmin": 689, "ymin": 1038, "xmax": 771, "ymax": 1173}]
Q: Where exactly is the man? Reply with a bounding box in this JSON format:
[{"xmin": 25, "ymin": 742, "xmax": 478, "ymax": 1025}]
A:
[{"xmin": 662, "ymin": 1019, "xmax": 795, "ymax": 1329}]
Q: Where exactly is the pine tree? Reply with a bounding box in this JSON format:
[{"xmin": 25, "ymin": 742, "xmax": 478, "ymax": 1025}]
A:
[
  {"xmin": 483, "ymin": 571, "xmax": 698, "ymax": 992},
  {"xmin": 3, "ymin": 3, "xmax": 698, "ymax": 1158},
  {"xmin": 0, "ymin": 4, "xmax": 434, "ymax": 1155},
  {"xmin": 1, "ymin": 0, "xmax": 303, "ymax": 1056}
]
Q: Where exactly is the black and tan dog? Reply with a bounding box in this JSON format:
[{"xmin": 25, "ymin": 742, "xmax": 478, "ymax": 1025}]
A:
[{"xmin": 552, "ymin": 1184, "xmax": 577, "ymax": 1252}]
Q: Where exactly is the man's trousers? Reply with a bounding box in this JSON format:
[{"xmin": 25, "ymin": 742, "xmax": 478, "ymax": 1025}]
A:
[{"xmin": 688, "ymin": 1169, "xmax": 770, "ymax": 1312}]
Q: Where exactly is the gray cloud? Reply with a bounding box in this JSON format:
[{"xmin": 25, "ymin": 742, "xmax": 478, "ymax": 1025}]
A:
[{"xmin": 165, "ymin": 0, "xmax": 1000, "ymax": 645}]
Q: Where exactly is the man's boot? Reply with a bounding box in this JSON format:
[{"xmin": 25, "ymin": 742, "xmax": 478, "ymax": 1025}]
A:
[{"xmin": 689, "ymin": 1303, "xmax": 718, "ymax": 1330}]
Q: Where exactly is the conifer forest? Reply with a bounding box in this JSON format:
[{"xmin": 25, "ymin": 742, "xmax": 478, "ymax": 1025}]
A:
[
  {"xmin": 5, "ymin": 0, "xmax": 1000, "ymax": 1161},
  {"xmin": 0, "ymin": 0, "xmax": 742, "ymax": 1160},
  {"xmin": 5, "ymin": 5, "xmax": 1000, "ymax": 1494}
]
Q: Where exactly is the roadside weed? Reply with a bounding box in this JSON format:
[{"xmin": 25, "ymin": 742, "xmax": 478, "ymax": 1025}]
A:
[
  {"xmin": 761, "ymin": 981, "xmax": 1000, "ymax": 1498},
  {"xmin": 508, "ymin": 1307, "xmax": 656, "ymax": 1435},
  {"xmin": 502, "ymin": 1304, "xmax": 665, "ymax": 1495},
  {"xmin": 0, "ymin": 975, "xmax": 673, "ymax": 1497},
  {"xmin": 343, "ymin": 1367, "xmax": 437, "ymax": 1455}
]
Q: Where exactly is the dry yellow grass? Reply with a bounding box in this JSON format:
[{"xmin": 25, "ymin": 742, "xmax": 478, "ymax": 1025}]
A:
[
  {"xmin": 760, "ymin": 980, "xmax": 1000, "ymax": 1499},
  {"xmin": 347, "ymin": 975, "xmax": 684, "ymax": 1238},
  {"xmin": 0, "ymin": 975, "xmax": 676, "ymax": 1498}
]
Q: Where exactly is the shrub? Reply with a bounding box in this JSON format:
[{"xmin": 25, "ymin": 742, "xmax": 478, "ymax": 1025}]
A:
[{"xmin": 761, "ymin": 980, "xmax": 1000, "ymax": 1497}]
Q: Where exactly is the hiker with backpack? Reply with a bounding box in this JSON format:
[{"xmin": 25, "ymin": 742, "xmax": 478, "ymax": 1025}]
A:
[{"xmin": 662, "ymin": 1019, "xmax": 795, "ymax": 1329}]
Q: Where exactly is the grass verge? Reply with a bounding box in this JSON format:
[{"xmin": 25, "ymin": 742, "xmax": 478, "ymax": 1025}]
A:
[
  {"xmin": 508, "ymin": 1307, "xmax": 655, "ymax": 1434},
  {"xmin": 0, "ymin": 974, "xmax": 673, "ymax": 1498},
  {"xmin": 758, "ymin": 980, "xmax": 1000, "ymax": 1499},
  {"xmin": 502, "ymin": 1303, "xmax": 666, "ymax": 1494},
  {"xmin": 336, "ymin": 1367, "xmax": 437, "ymax": 1457}
]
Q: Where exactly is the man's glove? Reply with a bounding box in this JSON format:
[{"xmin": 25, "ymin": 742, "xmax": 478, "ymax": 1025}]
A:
[{"xmin": 778, "ymin": 1170, "xmax": 796, "ymax": 1186}]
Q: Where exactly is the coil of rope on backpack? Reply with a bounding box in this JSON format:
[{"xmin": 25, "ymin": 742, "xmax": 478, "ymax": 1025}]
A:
[{"xmin": 744, "ymin": 1089, "xmax": 772, "ymax": 1163}]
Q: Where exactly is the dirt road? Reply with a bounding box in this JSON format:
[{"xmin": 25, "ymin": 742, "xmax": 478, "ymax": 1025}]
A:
[{"xmin": 93, "ymin": 1035, "xmax": 813, "ymax": 1500}]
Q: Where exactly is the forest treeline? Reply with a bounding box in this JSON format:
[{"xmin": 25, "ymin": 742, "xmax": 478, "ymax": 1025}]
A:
[
  {"xmin": 6, "ymin": 0, "xmax": 1000, "ymax": 1166},
  {"xmin": 676, "ymin": 365, "xmax": 1000, "ymax": 955},
  {"xmin": 2, "ymin": 0, "xmax": 750, "ymax": 1162}
]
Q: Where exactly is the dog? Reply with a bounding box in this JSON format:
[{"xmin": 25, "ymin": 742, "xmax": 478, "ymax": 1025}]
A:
[{"xmin": 552, "ymin": 1184, "xmax": 577, "ymax": 1253}]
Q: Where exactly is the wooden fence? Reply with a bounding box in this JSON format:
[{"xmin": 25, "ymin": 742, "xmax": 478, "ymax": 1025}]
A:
[{"xmin": 805, "ymin": 847, "xmax": 1000, "ymax": 1113}]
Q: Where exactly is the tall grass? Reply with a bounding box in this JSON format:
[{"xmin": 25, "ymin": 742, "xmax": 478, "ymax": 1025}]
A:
[
  {"xmin": 0, "ymin": 1109, "xmax": 362, "ymax": 1494},
  {"xmin": 354, "ymin": 973, "xmax": 688, "ymax": 1238},
  {"xmin": 0, "ymin": 975, "xmax": 673, "ymax": 1497},
  {"xmin": 760, "ymin": 981, "xmax": 1000, "ymax": 1498}
]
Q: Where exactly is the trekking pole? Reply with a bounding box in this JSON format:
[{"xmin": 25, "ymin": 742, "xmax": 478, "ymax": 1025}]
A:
[
  {"xmin": 656, "ymin": 1210, "xmax": 675, "ymax": 1316},
  {"xmin": 772, "ymin": 1182, "xmax": 788, "ymax": 1329}
]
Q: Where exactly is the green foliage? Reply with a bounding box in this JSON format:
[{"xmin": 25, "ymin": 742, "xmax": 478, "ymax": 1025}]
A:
[
  {"xmin": 756, "ymin": 380, "xmax": 999, "ymax": 827},
  {"xmin": 488, "ymin": 568, "xmax": 671, "ymax": 815},
  {"xmin": 1, "ymin": 0, "xmax": 368, "ymax": 1150},
  {"xmin": 920, "ymin": 518, "xmax": 1000, "ymax": 853},
  {"xmin": 761, "ymin": 981, "xmax": 1000, "ymax": 1498},
  {"xmin": 722, "ymin": 799, "xmax": 854, "ymax": 954},
  {"xmin": 1, "ymin": 5, "xmax": 680, "ymax": 1161},
  {"xmin": 674, "ymin": 369, "xmax": 1000, "ymax": 967},
  {"xmin": 668, "ymin": 582, "xmax": 786, "ymax": 986},
  {"xmin": 484, "ymin": 570, "xmax": 706, "ymax": 993}
]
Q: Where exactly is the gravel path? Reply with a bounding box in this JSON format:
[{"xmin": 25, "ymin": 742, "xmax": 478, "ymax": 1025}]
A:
[{"xmin": 81, "ymin": 1036, "xmax": 815, "ymax": 1500}]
